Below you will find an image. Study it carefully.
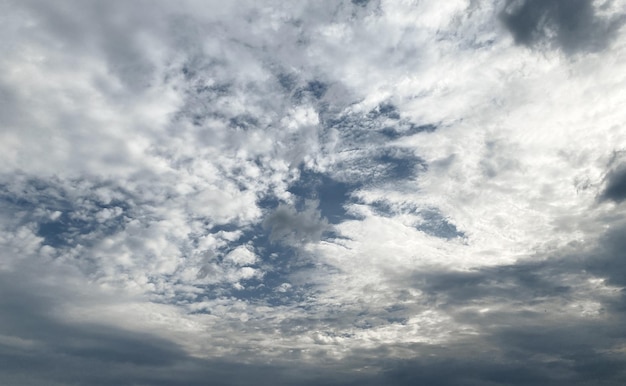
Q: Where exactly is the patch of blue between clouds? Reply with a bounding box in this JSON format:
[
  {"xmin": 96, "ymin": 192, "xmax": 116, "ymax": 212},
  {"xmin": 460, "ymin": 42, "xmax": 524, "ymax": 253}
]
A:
[
  {"xmin": 322, "ymin": 101, "xmax": 439, "ymax": 148},
  {"xmin": 287, "ymin": 167, "xmax": 359, "ymax": 224},
  {"xmin": 191, "ymin": 166, "xmax": 361, "ymax": 306},
  {"xmin": 320, "ymin": 108, "xmax": 431, "ymax": 187},
  {"xmin": 191, "ymin": 222, "xmax": 317, "ymax": 307},
  {"xmin": 417, "ymin": 208, "xmax": 465, "ymax": 239},
  {"xmin": 293, "ymin": 80, "xmax": 329, "ymax": 104},
  {"xmin": 36, "ymin": 209, "xmax": 126, "ymax": 249},
  {"xmin": 375, "ymin": 150, "xmax": 428, "ymax": 181},
  {"xmin": 229, "ymin": 114, "xmax": 259, "ymax": 130},
  {"xmin": 317, "ymin": 101, "xmax": 462, "ymax": 240},
  {"xmin": 366, "ymin": 102, "xmax": 438, "ymax": 138},
  {"xmin": 0, "ymin": 178, "xmax": 131, "ymax": 249},
  {"xmin": 212, "ymin": 150, "xmax": 450, "ymax": 304},
  {"xmin": 380, "ymin": 123, "xmax": 438, "ymax": 139},
  {"xmin": 369, "ymin": 201, "xmax": 465, "ymax": 240},
  {"xmin": 367, "ymin": 102, "xmax": 401, "ymax": 120}
]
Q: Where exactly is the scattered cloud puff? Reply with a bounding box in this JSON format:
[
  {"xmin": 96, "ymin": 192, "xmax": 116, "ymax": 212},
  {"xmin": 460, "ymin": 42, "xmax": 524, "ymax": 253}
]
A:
[{"xmin": 2, "ymin": 0, "xmax": 626, "ymax": 384}]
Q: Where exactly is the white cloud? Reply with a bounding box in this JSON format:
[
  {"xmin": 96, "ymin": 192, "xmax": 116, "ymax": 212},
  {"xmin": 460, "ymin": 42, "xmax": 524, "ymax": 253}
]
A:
[{"xmin": 225, "ymin": 246, "xmax": 257, "ymax": 266}]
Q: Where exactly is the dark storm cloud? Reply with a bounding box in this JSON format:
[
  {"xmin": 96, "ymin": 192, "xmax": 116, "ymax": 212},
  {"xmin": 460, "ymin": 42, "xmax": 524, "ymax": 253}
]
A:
[
  {"xmin": 600, "ymin": 165, "xmax": 626, "ymax": 203},
  {"xmin": 0, "ymin": 269, "xmax": 189, "ymax": 385},
  {"xmin": 361, "ymin": 221, "xmax": 626, "ymax": 385},
  {"xmin": 371, "ymin": 220, "xmax": 626, "ymax": 386},
  {"xmin": 584, "ymin": 222, "xmax": 626, "ymax": 288},
  {"xmin": 500, "ymin": 0, "xmax": 625, "ymax": 53},
  {"xmin": 0, "ymin": 268, "xmax": 344, "ymax": 386},
  {"xmin": 406, "ymin": 220, "xmax": 626, "ymax": 314},
  {"xmin": 0, "ymin": 270, "xmax": 187, "ymax": 365},
  {"xmin": 413, "ymin": 259, "xmax": 573, "ymax": 307},
  {"xmin": 366, "ymin": 334, "xmax": 626, "ymax": 386}
]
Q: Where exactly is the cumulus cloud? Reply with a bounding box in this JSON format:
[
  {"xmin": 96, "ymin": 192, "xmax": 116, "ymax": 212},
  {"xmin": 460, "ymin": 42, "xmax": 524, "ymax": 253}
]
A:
[
  {"xmin": 599, "ymin": 154, "xmax": 626, "ymax": 203},
  {"xmin": 2, "ymin": 0, "xmax": 626, "ymax": 384}
]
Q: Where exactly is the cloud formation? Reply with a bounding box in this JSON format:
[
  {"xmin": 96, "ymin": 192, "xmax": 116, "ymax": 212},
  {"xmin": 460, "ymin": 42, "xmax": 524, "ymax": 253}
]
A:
[
  {"xmin": 500, "ymin": 0, "xmax": 625, "ymax": 53},
  {"xmin": 2, "ymin": 0, "xmax": 626, "ymax": 384}
]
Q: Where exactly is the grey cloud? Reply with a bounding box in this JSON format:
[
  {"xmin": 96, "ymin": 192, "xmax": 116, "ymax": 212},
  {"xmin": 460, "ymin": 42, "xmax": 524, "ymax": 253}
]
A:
[
  {"xmin": 371, "ymin": 299, "xmax": 624, "ymax": 381},
  {"xmin": 0, "ymin": 83, "xmax": 22, "ymax": 128},
  {"xmin": 600, "ymin": 165, "xmax": 626, "ymax": 203},
  {"xmin": 413, "ymin": 260, "xmax": 574, "ymax": 308},
  {"xmin": 0, "ymin": 267, "xmax": 336, "ymax": 386},
  {"xmin": 294, "ymin": 80, "xmax": 329, "ymax": 102},
  {"xmin": 368, "ymin": 336, "xmax": 626, "ymax": 386},
  {"xmin": 18, "ymin": 0, "xmax": 165, "ymax": 92},
  {"xmin": 366, "ymin": 222, "xmax": 626, "ymax": 385},
  {"xmin": 584, "ymin": 222, "xmax": 626, "ymax": 288},
  {"xmin": 500, "ymin": 0, "xmax": 625, "ymax": 53},
  {"xmin": 406, "ymin": 220, "xmax": 626, "ymax": 317},
  {"xmin": 352, "ymin": 0, "xmax": 370, "ymax": 7},
  {"xmin": 263, "ymin": 200, "xmax": 330, "ymax": 244},
  {"xmin": 0, "ymin": 269, "xmax": 186, "ymax": 385},
  {"xmin": 9, "ymin": 299, "xmax": 625, "ymax": 386}
]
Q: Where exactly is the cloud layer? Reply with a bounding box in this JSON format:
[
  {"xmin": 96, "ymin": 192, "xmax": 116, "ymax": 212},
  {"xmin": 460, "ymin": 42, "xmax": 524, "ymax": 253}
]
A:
[{"xmin": 2, "ymin": 0, "xmax": 626, "ymax": 384}]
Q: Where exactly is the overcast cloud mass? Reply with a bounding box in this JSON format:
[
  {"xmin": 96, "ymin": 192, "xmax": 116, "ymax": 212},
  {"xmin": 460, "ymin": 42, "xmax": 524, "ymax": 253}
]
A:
[{"xmin": 2, "ymin": 0, "xmax": 626, "ymax": 384}]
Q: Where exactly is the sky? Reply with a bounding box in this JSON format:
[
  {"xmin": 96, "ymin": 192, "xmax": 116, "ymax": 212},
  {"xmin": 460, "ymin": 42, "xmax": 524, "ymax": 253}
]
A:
[{"xmin": 1, "ymin": 0, "xmax": 626, "ymax": 384}]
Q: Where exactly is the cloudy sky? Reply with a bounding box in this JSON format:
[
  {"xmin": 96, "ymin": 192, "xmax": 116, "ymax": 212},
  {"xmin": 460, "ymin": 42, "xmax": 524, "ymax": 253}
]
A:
[{"xmin": 2, "ymin": 0, "xmax": 626, "ymax": 384}]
